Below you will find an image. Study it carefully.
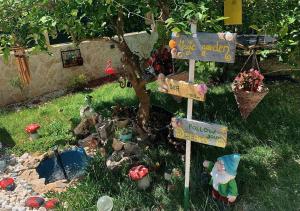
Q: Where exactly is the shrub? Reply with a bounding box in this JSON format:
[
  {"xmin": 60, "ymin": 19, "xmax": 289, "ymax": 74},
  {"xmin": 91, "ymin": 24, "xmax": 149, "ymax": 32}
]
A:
[{"xmin": 67, "ymin": 73, "xmax": 88, "ymax": 91}]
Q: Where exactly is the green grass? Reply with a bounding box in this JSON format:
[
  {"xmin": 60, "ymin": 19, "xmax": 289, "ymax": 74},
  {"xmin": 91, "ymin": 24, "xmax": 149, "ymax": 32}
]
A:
[{"xmin": 1, "ymin": 81, "xmax": 300, "ymax": 210}]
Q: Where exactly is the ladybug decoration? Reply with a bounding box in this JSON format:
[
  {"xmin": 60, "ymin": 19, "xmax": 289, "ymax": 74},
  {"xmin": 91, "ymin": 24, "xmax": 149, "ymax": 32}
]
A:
[
  {"xmin": 25, "ymin": 196, "xmax": 45, "ymax": 208},
  {"xmin": 0, "ymin": 178, "xmax": 16, "ymax": 191},
  {"xmin": 104, "ymin": 60, "xmax": 116, "ymax": 76}
]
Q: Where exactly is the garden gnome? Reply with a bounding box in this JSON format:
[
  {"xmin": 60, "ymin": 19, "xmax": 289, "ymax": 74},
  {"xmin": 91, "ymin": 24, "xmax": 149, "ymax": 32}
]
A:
[{"xmin": 203, "ymin": 154, "xmax": 240, "ymax": 205}]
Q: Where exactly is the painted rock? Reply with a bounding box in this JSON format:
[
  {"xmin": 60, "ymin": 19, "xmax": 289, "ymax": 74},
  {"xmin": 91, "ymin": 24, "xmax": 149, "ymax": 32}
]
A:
[
  {"xmin": 44, "ymin": 199, "xmax": 59, "ymax": 209},
  {"xmin": 0, "ymin": 177, "xmax": 16, "ymax": 191},
  {"xmin": 25, "ymin": 196, "xmax": 45, "ymax": 208}
]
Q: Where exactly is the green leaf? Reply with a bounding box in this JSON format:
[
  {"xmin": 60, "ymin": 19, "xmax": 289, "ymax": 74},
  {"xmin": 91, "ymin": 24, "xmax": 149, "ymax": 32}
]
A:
[
  {"xmin": 2, "ymin": 48, "xmax": 10, "ymax": 63},
  {"xmin": 171, "ymin": 27, "xmax": 181, "ymax": 33},
  {"xmin": 250, "ymin": 25, "xmax": 261, "ymax": 32},
  {"xmin": 215, "ymin": 16, "xmax": 228, "ymax": 21},
  {"xmin": 184, "ymin": 9, "xmax": 194, "ymax": 18},
  {"xmin": 71, "ymin": 9, "xmax": 78, "ymax": 17},
  {"xmin": 88, "ymin": 0, "xmax": 93, "ymax": 4},
  {"xmin": 40, "ymin": 16, "xmax": 48, "ymax": 23},
  {"xmin": 279, "ymin": 25, "xmax": 289, "ymax": 38}
]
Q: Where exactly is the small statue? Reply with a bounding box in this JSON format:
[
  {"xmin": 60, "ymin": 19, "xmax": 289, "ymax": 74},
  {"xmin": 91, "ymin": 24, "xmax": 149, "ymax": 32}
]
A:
[
  {"xmin": 203, "ymin": 154, "xmax": 240, "ymax": 206},
  {"xmin": 80, "ymin": 95, "xmax": 97, "ymax": 120}
]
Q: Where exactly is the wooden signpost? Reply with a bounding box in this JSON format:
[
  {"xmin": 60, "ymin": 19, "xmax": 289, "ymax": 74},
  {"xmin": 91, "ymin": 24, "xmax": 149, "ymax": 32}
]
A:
[
  {"xmin": 171, "ymin": 32, "xmax": 237, "ymax": 63},
  {"xmin": 162, "ymin": 22, "xmax": 237, "ymax": 211},
  {"xmin": 157, "ymin": 75, "xmax": 206, "ymax": 101},
  {"xmin": 172, "ymin": 118, "xmax": 228, "ymax": 148}
]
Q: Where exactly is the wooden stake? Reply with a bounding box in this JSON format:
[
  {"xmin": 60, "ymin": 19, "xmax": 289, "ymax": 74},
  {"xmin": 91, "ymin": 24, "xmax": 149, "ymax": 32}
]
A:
[{"xmin": 184, "ymin": 22, "xmax": 197, "ymax": 211}]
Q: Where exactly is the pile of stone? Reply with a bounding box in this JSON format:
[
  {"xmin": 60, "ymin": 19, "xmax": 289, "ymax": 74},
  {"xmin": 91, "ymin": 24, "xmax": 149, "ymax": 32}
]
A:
[{"xmin": 0, "ymin": 152, "xmax": 68, "ymax": 210}]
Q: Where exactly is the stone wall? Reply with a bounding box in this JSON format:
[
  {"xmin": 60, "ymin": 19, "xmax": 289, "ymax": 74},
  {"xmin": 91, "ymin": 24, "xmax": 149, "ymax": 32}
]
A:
[{"xmin": 0, "ymin": 39, "xmax": 123, "ymax": 107}]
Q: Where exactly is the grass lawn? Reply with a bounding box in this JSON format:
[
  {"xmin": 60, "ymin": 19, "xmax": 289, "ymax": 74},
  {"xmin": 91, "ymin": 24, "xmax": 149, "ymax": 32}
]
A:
[{"xmin": 0, "ymin": 81, "xmax": 300, "ymax": 210}]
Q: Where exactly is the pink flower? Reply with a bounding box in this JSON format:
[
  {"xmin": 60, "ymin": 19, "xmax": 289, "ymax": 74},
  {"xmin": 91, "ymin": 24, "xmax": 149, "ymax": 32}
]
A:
[
  {"xmin": 234, "ymin": 69, "xmax": 265, "ymax": 92},
  {"xmin": 197, "ymin": 83, "xmax": 208, "ymax": 95}
]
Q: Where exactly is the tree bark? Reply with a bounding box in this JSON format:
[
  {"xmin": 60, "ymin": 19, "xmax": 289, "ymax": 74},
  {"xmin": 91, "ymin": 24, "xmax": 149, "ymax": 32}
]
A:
[{"xmin": 116, "ymin": 9, "xmax": 150, "ymax": 129}]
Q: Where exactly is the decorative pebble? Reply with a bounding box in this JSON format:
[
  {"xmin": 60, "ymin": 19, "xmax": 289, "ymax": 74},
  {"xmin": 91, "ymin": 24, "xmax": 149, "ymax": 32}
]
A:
[
  {"xmin": 44, "ymin": 199, "xmax": 59, "ymax": 209},
  {"xmin": 0, "ymin": 177, "xmax": 16, "ymax": 191},
  {"xmin": 25, "ymin": 196, "xmax": 45, "ymax": 208}
]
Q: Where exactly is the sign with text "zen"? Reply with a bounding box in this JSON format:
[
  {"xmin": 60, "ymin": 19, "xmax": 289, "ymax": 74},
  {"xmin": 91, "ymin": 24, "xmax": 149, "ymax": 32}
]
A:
[
  {"xmin": 172, "ymin": 118, "xmax": 228, "ymax": 148},
  {"xmin": 171, "ymin": 32, "xmax": 237, "ymax": 63}
]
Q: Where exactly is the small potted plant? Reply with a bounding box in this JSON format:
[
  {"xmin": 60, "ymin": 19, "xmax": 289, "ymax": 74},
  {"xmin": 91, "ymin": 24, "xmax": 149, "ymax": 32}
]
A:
[
  {"xmin": 232, "ymin": 68, "xmax": 269, "ymax": 119},
  {"xmin": 25, "ymin": 124, "xmax": 41, "ymax": 140},
  {"xmin": 128, "ymin": 165, "xmax": 150, "ymax": 190}
]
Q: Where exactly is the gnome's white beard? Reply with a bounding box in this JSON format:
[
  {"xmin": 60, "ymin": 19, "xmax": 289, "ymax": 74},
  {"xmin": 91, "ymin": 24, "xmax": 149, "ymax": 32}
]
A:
[{"xmin": 211, "ymin": 165, "xmax": 235, "ymax": 191}]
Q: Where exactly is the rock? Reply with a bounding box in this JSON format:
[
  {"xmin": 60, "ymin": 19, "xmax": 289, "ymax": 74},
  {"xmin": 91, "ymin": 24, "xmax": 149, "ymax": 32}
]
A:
[
  {"xmin": 20, "ymin": 170, "xmax": 39, "ymax": 182},
  {"xmin": 20, "ymin": 153, "xmax": 29, "ymax": 161},
  {"xmin": 0, "ymin": 160, "xmax": 6, "ymax": 172},
  {"xmin": 98, "ymin": 147, "xmax": 107, "ymax": 157},
  {"xmin": 106, "ymin": 151, "xmax": 130, "ymax": 170},
  {"xmin": 31, "ymin": 179, "xmax": 47, "ymax": 194},
  {"xmin": 4, "ymin": 205, "xmax": 13, "ymax": 210},
  {"xmin": 112, "ymin": 139, "xmax": 124, "ymax": 151},
  {"xmin": 78, "ymin": 134, "xmax": 99, "ymax": 148},
  {"xmin": 9, "ymin": 157, "xmax": 17, "ymax": 166},
  {"xmin": 124, "ymin": 142, "xmax": 140, "ymax": 155},
  {"xmin": 96, "ymin": 120, "xmax": 113, "ymax": 140},
  {"xmin": 80, "ymin": 106, "xmax": 98, "ymax": 121},
  {"xmin": 23, "ymin": 157, "xmax": 40, "ymax": 169},
  {"xmin": 14, "ymin": 165, "xmax": 27, "ymax": 174},
  {"xmin": 45, "ymin": 180, "xmax": 68, "ymax": 193},
  {"xmin": 74, "ymin": 119, "xmax": 92, "ymax": 137}
]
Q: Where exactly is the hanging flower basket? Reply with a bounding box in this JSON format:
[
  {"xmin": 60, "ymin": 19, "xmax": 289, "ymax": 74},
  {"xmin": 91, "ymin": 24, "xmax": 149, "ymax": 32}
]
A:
[
  {"xmin": 232, "ymin": 52, "xmax": 269, "ymax": 119},
  {"xmin": 232, "ymin": 83, "xmax": 268, "ymax": 119}
]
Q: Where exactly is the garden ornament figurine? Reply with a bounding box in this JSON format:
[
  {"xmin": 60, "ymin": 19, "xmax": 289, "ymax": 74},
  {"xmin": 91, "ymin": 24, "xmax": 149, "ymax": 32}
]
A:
[
  {"xmin": 203, "ymin": 154, "xmax": 240, "ymax": 206},
  {"xmin": 80, "ymin": 95, "xmax": 97, "ymax": 120}
]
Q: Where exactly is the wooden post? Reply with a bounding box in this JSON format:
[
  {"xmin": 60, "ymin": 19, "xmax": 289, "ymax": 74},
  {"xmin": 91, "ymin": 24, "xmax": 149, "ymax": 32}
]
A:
[{"xmin": 184, "ymin": 22, "xmax": 197, "ymax": 211}]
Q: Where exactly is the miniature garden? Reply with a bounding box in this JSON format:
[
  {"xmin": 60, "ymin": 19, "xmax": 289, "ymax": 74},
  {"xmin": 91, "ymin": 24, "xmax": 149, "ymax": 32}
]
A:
[{"xmin": 1, "ymin": 1, "xmax": 300, "ymax": 211}]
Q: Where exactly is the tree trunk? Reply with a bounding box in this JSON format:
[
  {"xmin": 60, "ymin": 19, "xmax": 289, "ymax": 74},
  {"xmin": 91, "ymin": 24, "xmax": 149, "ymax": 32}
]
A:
[{"xmin": 116, "ymin": 9, "xmax": 150, "ymax": 129}]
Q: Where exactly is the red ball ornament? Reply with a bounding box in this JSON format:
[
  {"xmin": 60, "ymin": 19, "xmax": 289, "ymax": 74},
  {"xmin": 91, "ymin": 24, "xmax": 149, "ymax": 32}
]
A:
[{"xmin": 44, "ymin": 199, "xmax": 59, "ymax": 209}]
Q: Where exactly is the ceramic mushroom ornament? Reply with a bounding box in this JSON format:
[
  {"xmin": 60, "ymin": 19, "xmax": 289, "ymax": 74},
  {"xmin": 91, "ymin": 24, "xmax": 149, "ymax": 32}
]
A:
[
  {"xmin": 128, "ymin": 165, "xmax": 150, "ymax": 190},
  {"xmin": 25, "ymin": 123, "xmax": 40, "ymax": 141}
]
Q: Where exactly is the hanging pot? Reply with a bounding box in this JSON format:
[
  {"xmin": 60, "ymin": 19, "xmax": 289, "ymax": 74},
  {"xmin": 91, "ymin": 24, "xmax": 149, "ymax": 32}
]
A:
[
  {"xmin": 232, "ymin": 50, "xmax": 269, "ymax": 119},
  {"xmin": 232, "ymin": 84, "xmax": 269, "ymax": 119}
]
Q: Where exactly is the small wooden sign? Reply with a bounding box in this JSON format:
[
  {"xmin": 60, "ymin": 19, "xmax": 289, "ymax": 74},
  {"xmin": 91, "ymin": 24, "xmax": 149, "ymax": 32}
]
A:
[
  {"xmin": 171, "ymin": 32, "xmax": 237, "ymax": 63},
  {"xmin": 157, "ymin": 74, "xmax": 206, "ymax": 101},
  {"xmin": 172, "ymin": 117, "xmax": 228, "ymax": 148},
  {"xmin": 224, "ymin": 0, "xmax": 242, "ymax": 25}
]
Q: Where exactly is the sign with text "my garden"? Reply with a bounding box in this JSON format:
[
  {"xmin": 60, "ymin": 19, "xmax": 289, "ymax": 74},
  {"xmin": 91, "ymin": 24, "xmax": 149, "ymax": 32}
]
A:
[
  {"xmin": 171, "ymin": 32, "xmax": 237, "ymax": 63},
  {"xmin": 172, "ymin": 118, "xmax": 228, "ymax": 148}
]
